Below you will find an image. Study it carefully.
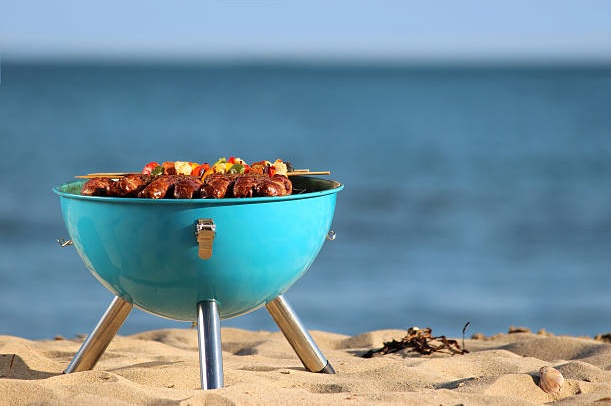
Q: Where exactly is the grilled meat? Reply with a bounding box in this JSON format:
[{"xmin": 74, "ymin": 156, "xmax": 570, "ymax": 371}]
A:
[
  {"xmin": 109, "ymin": 174, "xmax": 152, "ymax": 197},
  {"xmin": 200, "ymin": 174, "xmax": 236, "ymax": 199},
  {"xmin": 139, "ymin": 175, "xmax": 182, "ymax": 199},
  {"xmin": 81, "ymin": 178, "xmax": 114, "ymax": 196},
  {"xmin": 81, "ymin": 173, "xmax": 292, "ymax": 199},
  {"xmin": 204, "ymin": 173, "xmax": 292, "ymax": 199},
  {"xmin": 232, "ymin": 174, "xmax": 262, "ymax": 198},
  {"xmin": 270, "ymin": 174, "xmax": 292, "ymax": 195},
  {"xmin": 174, "ymin": 177, "xmax": 204, "ymax": 199},
  {"xmin": 256, "ymin": 178, "xmax": 284, "ymax": 197}
]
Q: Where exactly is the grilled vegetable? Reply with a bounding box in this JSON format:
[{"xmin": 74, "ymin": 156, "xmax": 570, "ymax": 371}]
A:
[{"xmin": 142, "ymin": 161, "xmax": 160, "ymax": 175}]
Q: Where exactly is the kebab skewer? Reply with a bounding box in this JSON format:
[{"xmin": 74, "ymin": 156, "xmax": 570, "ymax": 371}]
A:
[
  {"xmin": 77, "ymin": 157, "xmax": 329, "ymax": 179},
  {"xmin": 80, "ymin": 157, "xmax": 300, "ymax": 199}
]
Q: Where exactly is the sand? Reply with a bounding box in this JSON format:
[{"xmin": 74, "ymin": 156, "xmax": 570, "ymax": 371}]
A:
[{"xmin": 0, "ymin": 327, "xmax": 610, "ymax": 405}]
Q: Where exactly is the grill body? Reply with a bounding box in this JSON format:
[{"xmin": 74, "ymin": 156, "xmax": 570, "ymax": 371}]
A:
[{"xmin": 54, "ymin": 176, "xmax": 342, "ymax": 321}]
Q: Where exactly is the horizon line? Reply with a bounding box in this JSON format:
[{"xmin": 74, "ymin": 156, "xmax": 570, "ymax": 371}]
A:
[{"xmin": 3, "ymin": 53, "xmax": 611, "ymax": 68}]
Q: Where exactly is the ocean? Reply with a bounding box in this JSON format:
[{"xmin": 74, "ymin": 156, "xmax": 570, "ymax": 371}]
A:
[{"xmin": 0, "ymin": 62, "xmax": 609, "ymax": 340}]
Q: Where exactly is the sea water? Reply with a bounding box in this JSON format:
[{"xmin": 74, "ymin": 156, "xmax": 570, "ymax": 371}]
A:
[{"xmin": 0, "ymin": 62, "xmax": 609, "ymax": 339}]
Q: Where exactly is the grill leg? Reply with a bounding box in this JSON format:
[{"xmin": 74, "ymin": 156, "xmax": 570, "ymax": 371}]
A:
[
  {"xmin": 197, "ymin": 300, "xmax": 224, "ymax": 389},
  {"xmin": 64, "ymin": 295, "xmax": 133, "ymax": 373},
  {"xmin": 266, "ymin": 295, "xmax": 335, "ymax": 374}
]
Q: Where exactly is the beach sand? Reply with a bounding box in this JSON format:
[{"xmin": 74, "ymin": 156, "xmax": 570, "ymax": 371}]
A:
[{"xmin": 1, "ymin": 327, "xmax": 609, "ymax": 405}]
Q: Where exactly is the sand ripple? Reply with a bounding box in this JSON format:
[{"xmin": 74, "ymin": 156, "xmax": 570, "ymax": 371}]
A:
[{"xmin": 0, "ymin": 329, "xmax": 610, "ymax": 405}]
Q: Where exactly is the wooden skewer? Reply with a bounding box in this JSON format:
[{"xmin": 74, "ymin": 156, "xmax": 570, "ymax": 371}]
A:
[
  {"xmin": 75, "ymin": 173, "xmax": 129, "ymax": 179},
  {"xmin": 76, "ymin": 170, "xmax": 330, "ymax": 179},
  {"xmin": 288, "ymin": 171, "xmax": 330, "ymax": 176}
]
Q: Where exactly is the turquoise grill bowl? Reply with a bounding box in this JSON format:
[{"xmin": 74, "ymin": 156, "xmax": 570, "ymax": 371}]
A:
[{"xmin": 54, "ymin": 176, "xmax": 343, "ymax": 321}]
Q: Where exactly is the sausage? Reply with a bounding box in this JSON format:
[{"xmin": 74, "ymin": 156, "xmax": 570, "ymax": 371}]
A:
[
  {"xmin": 232, "ymin": 174, "xmax": 263, "ymax": 198},
  {"xmin": 81, "ymin": 173, "xmax": 293, "ymax": 199},
  {"xmin": 174, "ymin": 177, "xmax": 203, "ymax": 199},
  {"xmin": 200, "ymin": 174, "xmax": 236, "ymax": 199},
  {"xmin": 139, "ymin": 175, "xmax": 181, "ymax": 199},
  {"xmin": 109, "ymin": 174, "xmax": 152, "ymax": 197},
  {"xmin": 81, "ymin": 178, "xmax": 114, "ymax": 196},
  {"xmin": 269, "ymin": 174, "xmax": 292, "ymax": 196}
]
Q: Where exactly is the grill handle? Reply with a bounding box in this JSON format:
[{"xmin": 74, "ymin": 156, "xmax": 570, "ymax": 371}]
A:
[
  {"xmin": 57, "ymin": 238, "xmax": 73, "ymax": 247},
  {"xmin": 196, "ymin": 219, "xmax": 216, "ymax": 260}
]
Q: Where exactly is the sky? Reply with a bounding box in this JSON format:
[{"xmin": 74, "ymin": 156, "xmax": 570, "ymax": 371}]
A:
[{"xmin": 1, "ymin": 0, "xmax": 611, "ymax": 63}]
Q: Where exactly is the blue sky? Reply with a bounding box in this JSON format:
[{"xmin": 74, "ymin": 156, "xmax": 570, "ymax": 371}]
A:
[{"xmin": 1, "ymin": 0, "xmax": 611, "ymax": 62}]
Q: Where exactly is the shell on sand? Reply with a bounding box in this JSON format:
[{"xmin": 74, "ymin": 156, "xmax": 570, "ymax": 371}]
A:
[{"xmin": 539, "ymin": 366, "xmax": 564, "ymax": 394}]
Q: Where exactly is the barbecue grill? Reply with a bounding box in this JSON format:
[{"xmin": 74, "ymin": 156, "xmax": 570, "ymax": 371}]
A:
[{"xmin": 54, "ymin": 175, "xmax": 343, "ymax": 389}]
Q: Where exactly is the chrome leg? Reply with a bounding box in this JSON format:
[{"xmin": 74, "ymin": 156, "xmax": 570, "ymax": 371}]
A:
[
  {"xmin": 64, "ymin": 296, "xmax": 133, "ymax": 373},
  {"xmin": 266, "ymin": 295, "xmax": 335, "ymax": 374},
  {"xmin": 197, "ymin": 300, "xmax": 224, "ymax": 389}
]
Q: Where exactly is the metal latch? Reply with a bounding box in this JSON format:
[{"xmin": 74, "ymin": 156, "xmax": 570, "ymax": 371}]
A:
[{"xmin": 196, "ymin": 219, "xmax": 216, "ymax": 260}]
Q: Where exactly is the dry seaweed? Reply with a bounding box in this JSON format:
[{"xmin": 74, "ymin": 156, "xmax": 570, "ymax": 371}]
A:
[{"xmin": 362, "ymin": 327, "xmax": 468, "ymax": 358}]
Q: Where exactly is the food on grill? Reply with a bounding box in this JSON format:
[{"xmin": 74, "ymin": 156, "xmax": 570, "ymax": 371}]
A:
[
  {"xmin": 201, "ymin": 173, "xmax": 235, "ymax": 199},
  {"xmin": 139, "ymin": 175, "xmax": 183, "ymax": 199},
  {"xmin": 80, "ymin": 157, "xmax": 296, "ymax": 199},
  {"xmin": 174, "ymin": 177, "xmax": 204, "ymax": 199},
  {"xmin": 205, "ymin": 157, "xmax": 250, "ymax": 177},
  {"xmin": 200, "ymin": 173, "xmax": 292, "ymax": 199},
  {"xmin": 250, "ymin": 159, "xmax": 288, "ymax": 176},
  {"xmin": 76, "ymin": 158, "xmax": 332, "ymax": 185},
  {"xmin": 140, "ymin": 157, "xmax": 293, "ymax": 179},
  {"xmin": 232, "ymin": 174, "xmax": 262, "ymax": 198},
  {"xmin": 81, "ymin": 173, "xmax": 292, "ymax": 200},
  {"xmin": 258, "ymin": 174, "xmax": 292, "ymax": 197},
  {"xmin": 80, "ymin": 177, "xmax": 114, "ymax": 196},
  {"xmin": 199, "ymin": 173, "xmax": 292, "ymax": 199},
  {"xmin": 142, "ymin": 161, "xmax": 160, "ymax": 175},
  {"xmin": 109, "ymin": 174, "xmax": 152, "ymax": 197},
  {"xmin": 174, "ymin": 161, "xmax": 197, "ymax": 176}
]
